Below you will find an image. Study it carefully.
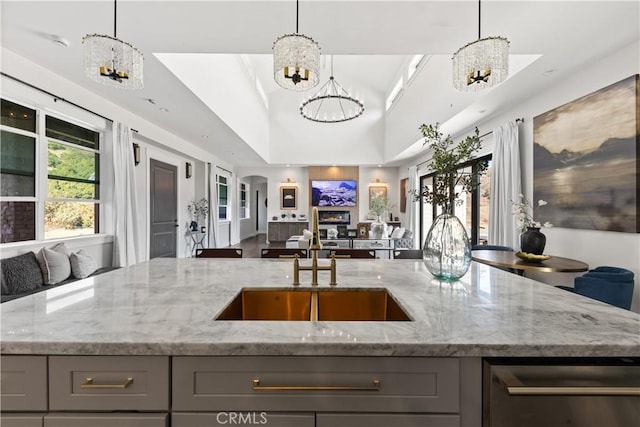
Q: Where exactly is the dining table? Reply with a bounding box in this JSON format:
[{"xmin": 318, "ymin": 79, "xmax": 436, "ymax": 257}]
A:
[{"xmin": 471, "ymin": 249, "xmax": 589, "ymax": 274}]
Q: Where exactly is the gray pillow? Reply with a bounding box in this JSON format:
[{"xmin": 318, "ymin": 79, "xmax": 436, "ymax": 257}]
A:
[
  {"xmin": 0, "ymin": 252, "xmax": 44, "ymax": 295},
  {"xmin": 70, "ymin": 250, "xmax": 99, "ymax": 279},
  {"xmin": 39, "ymin": 246, "xmax": 72, "ymax": 284}
]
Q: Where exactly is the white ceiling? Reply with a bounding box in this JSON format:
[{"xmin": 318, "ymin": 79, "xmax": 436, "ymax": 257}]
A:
[{"xmin": 1, "ymin": 1, "xmax": 638, "ymax": 168}]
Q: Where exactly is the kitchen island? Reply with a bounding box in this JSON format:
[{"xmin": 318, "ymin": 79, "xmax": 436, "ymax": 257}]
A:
[{"xmin": 1, "ymin": 258, "xmax": 639, "ymax": 427}]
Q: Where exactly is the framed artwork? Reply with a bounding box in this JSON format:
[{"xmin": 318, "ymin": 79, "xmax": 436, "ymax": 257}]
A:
[
  {"xmin": 337, "ymin": 225, "xmax": 347, "ymax": 238},
  {"xmin": 347, "ymin": 229, "xmax": 358, "ymax": 238},
  {"xmin": 280, "ymin": 186, "xmax": 297, "ymax": 210},
  {"xmin": 369, "ymin": 186, "xmax": 387, "ymax": 209},
  {"xmin": 357, "ymin": 222, "xmax": 370, "ymax": 238},
  {"xmin": 533, "ymin": 75, "xmax": 639, "ymax": 233},
  {"xmin": 400, "ymin": 178, "xmax": 408, "ymax": 213}
]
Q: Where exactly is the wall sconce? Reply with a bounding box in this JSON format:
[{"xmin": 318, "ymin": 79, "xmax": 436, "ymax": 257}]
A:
[
  {"xmin": 371, "ymin": 178, "xmax": 387, "ymax": 186},
  {"xmin": 132, "ymin": 143, "xmax": 140, "ymax": 166},
  {"xmin": 186, "ymin": 162, "xmax": 192, "ymax": 179}
]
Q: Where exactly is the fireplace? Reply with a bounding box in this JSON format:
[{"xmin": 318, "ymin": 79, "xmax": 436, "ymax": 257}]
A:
[{"xmin": 318, "ymin": 210, "xmax": 351, "ymax": 225}]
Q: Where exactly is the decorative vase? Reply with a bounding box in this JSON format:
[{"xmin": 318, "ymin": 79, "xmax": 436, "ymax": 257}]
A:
[
  {"xmin": 422, "ymin": 213, "xmax": 471, "ymax": 281},
  {"xmin": 520, "ymin": 227, "xmax": 546, "ymax": 255},
  {"xmin": 371, "ymin": 215, "xmax": 387, "ymax": 239}
]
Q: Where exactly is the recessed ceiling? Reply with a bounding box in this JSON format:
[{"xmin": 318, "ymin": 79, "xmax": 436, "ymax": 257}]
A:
[{"xmin": 1, "ymin": 1, "xmax": 638, "ymax": 167}]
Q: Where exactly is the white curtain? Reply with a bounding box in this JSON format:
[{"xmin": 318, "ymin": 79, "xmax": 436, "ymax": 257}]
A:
[
  {"xmin": 112, "ymin": 122, "xmax": 140, "ymax": 266},
  {"xmin": 405, "ymin": 165, "xmax": 419, "ymax": 249},
  {"xmin": 489, "ymin": 121, "xmax": 522, "ymax": 249},
  {"xmin": 207, "ymin": 163, "xmax": 219, "ymax": 248}
]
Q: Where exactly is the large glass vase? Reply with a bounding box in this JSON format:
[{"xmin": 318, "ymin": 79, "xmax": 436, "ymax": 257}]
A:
[
  {"xmin": 423, "ymin": 213, "xmax": 471, "ymax": 281},
  {"xmin": 370, "ymin": 215, "xmax": 387, "ymax": 239}
]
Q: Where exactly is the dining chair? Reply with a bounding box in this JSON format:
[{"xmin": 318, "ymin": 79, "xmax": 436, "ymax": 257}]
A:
[
  {"xmin": 328, "ymin": 249, "xmax": 376, "ymax": 259},
  {"xmin": 393, "ymin": 249, "xmax": 423, "ymax": 259},
  {"xmin": 471, "ymin": 244, "xmax": 514, "ymax": 251},
  {"xmin": 196, "ymin": 248, "xmax": 243, "ymax": 258},
  {"xmin": 261, "ymin": 248, "xmax": 308, "ymax": 259}
]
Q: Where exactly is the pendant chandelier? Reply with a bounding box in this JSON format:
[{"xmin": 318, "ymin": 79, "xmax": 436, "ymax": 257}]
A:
[
  {"xmin": 300, "ymin": 56, "xmax": 364, "ymax": 123},
  {"xmin": 82, "ymin": 0, "xmax": 144, "ymax": 90},
  {"xmin": 452, "ymin": 0, "xmax": 509, "ymax": 92},
  {"xmin": 273, "ymin": 0, "xmax": 320, "ymax": 91}
]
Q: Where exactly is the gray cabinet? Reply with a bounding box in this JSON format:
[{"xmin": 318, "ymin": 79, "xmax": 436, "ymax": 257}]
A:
[
  {"xmin": 0, "ymin": 414, "xmax": 44, "ymax": 427},
  {"xmin": 0, "ymin": 356, "xmax": 47, "ymax": 412},
  {"xmin": 44, "ymin": 413, "xmax": 168, "ymax": 427},
  {"xmin": 172, "ymin": 412, "xmax": 313, "ymax": 427},
  {"xmin": 49, "ymin": 356, "xmax": 169, "ymax": 411},
  {"xmin": 268, "ymin": 221, "xmax": 309, "ymax": 242},
  {"xmin": 173, "ymin": 356, "xmax": 460, "ymax": 421}
]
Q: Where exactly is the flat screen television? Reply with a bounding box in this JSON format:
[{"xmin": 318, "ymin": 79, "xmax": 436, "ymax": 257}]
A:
[{"xmin": 311, "ymin": 180, "xmax": 357, "ymax": 207}]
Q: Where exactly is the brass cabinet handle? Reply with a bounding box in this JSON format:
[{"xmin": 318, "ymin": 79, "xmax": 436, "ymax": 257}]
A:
[
  {"xmin": 252, "ymin": 378, "xmax": 380, "ymax": 391},
  {"xmin": 80, "ymin": 377, "xmax": 134, "ymax": 389},
  {"xmin": 506, "ymin": 386, "xmax": 640, "ymax": 396}
]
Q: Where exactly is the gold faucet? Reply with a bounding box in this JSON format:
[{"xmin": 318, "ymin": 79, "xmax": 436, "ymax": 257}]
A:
[{"xmin": 293, "ymin": 207, "xmax": 337, "ymax": 286}]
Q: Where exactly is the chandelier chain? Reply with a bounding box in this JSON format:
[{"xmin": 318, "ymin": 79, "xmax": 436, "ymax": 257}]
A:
[
  {"xmin": 478, "ymin": 0, "xmax": 481, "ymax": 40},
  {"xmin": 114, "ymin": 0, "xmax": 117, "ymax": 38}
]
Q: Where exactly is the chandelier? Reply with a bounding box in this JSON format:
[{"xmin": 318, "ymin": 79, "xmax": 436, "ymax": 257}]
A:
[
  {"xmin": 273, "ymin": 0, "xmax": 320, "ymax": 91},
  {"xmin": 82, "ymin": 0, "xmax": 144, "ymax": 90},
  {"xmin": 452, "ymin": 0, "xmax": 509, "ymax": 92},
  {"xmin": 300, "ymin": 56, "xmax": 364, "ymax": 123}
]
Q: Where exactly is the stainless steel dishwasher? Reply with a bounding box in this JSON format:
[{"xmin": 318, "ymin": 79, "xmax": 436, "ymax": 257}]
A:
[{"xmin": 483, "ymin": 358, "xmax": 640, "ymax": 427}]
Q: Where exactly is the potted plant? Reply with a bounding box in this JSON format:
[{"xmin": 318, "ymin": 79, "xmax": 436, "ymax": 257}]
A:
[
  {"xmin": 413, "ymin": 123, "xmax": 487, "ymax": 280},
  {"xmin": 187, "ymin": 198, "xmax": 209, "ymax": 232}
]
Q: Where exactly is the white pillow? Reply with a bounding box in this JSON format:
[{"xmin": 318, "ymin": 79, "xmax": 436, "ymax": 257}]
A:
[
  {"xmin": 69, "ymin": 250, "xmax": 99, "ymax": 279},
  {"xmin": 391, "ymin": 227, "xmax": 406, "ymax": 239},
  {"xmin": 36, "ymin": 245, "xmax": 72, "ymax": 284}
]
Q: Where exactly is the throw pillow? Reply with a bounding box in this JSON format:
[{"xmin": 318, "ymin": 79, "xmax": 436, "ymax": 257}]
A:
[
  {"xmin": 51, "ymin": 242, "xmax": 71, "ymax": 257},
  {"xmin": 40, "ymin": 246, "xmax": 72, "ymax": 284},
  {"xmin": 390, "ymin": 227, "xmax": 405, "ymax": 239},
  {"xmin": 0, "ymin": 252, "xmax": 44, "ymax": 295},
  {"xmin": 69, "ymin": 250, "xmax": 99, "ymax": 279}
]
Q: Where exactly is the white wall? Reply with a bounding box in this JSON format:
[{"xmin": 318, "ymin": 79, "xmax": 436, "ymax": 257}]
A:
[
  {"xmin": 358, "ymin": 167, "xmax": 400, "ymax": 223},
  {"xmin": 401, "ymin": 40, "xmax": 640, "ymax": 313}
]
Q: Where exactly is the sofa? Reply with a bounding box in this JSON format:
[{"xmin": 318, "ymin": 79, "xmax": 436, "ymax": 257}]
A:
[{"xmin": 1, "ymin": 244, "xmax": 118, "ymax": 303}]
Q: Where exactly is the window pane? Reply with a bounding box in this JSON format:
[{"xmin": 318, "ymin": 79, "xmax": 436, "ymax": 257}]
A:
[
  {"xmin": 48, "ymin": 179, "xmax": 97, "ymax": 200},
  {"xmin": 48, "ymin": 141, "xmax": 98, "ymax": 181},
  {"xmin": 46, "ymin": 116, "xmax": 99, "ymax": 149},
  {"xmin": 219, "ymin": 185, "xmax": 228, "ymax": 204},
  {"xmin": 1, "ymin": 99, "xmax": 36, "ymax": 133},
  {"xmin": 218, "ymin": 176, "xmax": 227, "ymax": 185},
  {"xmin": 1, "ymin": 201, "xmax": 35, "ymax": 243},
  {"xmin": 44, "ymin": 201, "xmax": 97, "ymax": 239},
  {"xmin": 0, "ymin": 130, "xmax": 36, "ymax": 196},
  {"xmin": 420, "ymin": 176, "xmax": 434, "ymax": 245},
  {"xmin": 219, "ymin": 206, "xmax": 227, "ymax": 220},
  {"xmin": 478, "ymin": 160, "xmax": 492, "ymax": 244}
]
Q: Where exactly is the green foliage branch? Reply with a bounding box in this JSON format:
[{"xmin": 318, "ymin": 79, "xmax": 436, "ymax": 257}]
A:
[{"xmin": 412, "ymin": 124, "xmax": 488, "ymax": 214}]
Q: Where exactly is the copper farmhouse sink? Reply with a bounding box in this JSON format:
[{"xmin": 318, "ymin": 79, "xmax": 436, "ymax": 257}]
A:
[{"xmin": 215, "ymin": 288, "xmax": 411, "ymax": 321}]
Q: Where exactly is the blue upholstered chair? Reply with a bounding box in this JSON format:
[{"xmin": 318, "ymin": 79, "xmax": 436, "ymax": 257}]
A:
[{"xmin": 558, "ymin": 266, "xmax": 635, "ymax": 310}]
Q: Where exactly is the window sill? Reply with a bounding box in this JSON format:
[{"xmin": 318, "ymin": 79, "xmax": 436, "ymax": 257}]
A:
[{"xmin": 1, "ymin": 234, "xmax": 114, "ymax": 253}]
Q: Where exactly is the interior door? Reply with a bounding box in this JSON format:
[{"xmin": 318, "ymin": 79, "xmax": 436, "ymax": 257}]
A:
[{"xmin": 150, "ymin": 159, "xmax": 178, "ymax": 258}]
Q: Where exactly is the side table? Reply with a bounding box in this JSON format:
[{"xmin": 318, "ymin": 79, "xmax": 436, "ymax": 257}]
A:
[{"xmin": 190, "ymin": 232, "xmax": 207, "ymax": 256}]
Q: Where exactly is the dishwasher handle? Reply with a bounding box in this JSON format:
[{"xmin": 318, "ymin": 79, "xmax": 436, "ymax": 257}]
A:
[{"xmin": 495, "ymin": 368, "xmax": 640, "ymax": 396}]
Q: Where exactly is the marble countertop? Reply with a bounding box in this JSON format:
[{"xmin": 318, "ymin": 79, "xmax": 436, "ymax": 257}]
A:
[{"xmin": 1, "ymin": 258, "xmax": 638, "ymax": 357}]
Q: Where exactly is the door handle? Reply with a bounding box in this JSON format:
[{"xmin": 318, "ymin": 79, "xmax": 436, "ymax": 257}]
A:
[{"xmin": 252, "ymin": 378, "xmax": 380, "ymax": 391}]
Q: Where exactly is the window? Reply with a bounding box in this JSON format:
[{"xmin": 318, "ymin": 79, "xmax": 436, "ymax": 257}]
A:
[
  {"xmin": 240, "ymin": 182, "xmax": 249, "ymax": 219},
  {"xmin": 385, "ymin": 77, "xmax": 403, "ymax": 111},
  {"xmin": 218, "ymin": 174, "xmax": 228, "ymax": 220},
  {"xmin": 407, "ymin": 54, "xmax": 425, "ymax": 82},
  {"xmin": 419, "ymin": 155, "xmax": 491, "ymax": 245},
  {"xmin": 45, "ymin": 116, "xmax": 100, "ymax": 239},
  {"xmin": 0, "ymin": 98, "xmax": 102, "ymax": 243}
]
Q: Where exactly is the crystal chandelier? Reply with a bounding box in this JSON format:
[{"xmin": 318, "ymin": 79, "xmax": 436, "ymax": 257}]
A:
[
  {"xmin": 82, "ymin": 0, "xmax": 144, "ymax": 90},
  {"xmin": 273, "ymin": 0, "xmax": 320, "ymax": 91},
  {"xmin": 300, "ymin": 56, "xmax": 364, "ymax": 123},
  {"xmin": 452, "ymin": 0, "xmax": 509, "ymax": 92}
]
